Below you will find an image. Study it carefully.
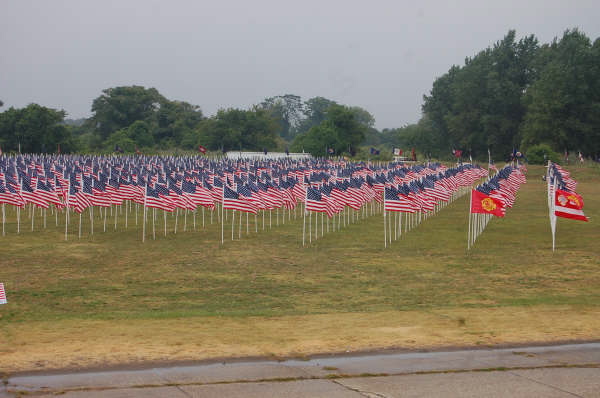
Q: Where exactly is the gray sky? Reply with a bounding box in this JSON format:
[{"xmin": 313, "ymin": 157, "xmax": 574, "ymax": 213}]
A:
[{"xmin": 2, "ymin": 0, "xmax": 599, "ymax": 130}]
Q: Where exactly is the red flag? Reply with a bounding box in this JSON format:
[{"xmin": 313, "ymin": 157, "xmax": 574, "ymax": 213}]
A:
[
  {"xmin": 0, "ymin": 282, "xmax": 6, "ymax": 304},
  {"xmin": 198, "ymin": 145, "xmax": 207, "ymax": 154},
  {"xmin": 470, "ymin": 189, "xmax": 505, "ymax": 217},
  {"xmin": 555, "ymin": 189, "xmax": 588, "ymax": 221}
]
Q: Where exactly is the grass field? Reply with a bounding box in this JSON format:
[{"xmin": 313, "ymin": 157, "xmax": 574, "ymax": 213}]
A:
[{"xmin": 1, "ymin": 164, "xmax": 599, "ymax": 373}]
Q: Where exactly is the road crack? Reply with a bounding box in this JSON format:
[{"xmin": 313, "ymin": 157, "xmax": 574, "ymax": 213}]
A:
[{"xmin": 331, "ymin": 379, "xmax": 389, "ymax": 398}]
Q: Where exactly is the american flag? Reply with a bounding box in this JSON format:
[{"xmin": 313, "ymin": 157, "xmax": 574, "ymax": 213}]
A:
[
  {"xmin": 20, "ymin": 174, "xmax": 49, "ymax": 208},
  {"xmin": 182, "ymin": 180, "xmax": 214, "ymax": 209},
  {"xmin": 0, "ymin": 180, "xmax": 25, "ymax": 207},
  {"xmin": 144, "ymin": 183, "xmax": 175, "ymax": 212},
  {"xmin": 223, "ymin": 185, "xmax": 258, "ymax": 214},
  {"xmin": 319, "ymin": 186, "xmax": 341, "ymax": 218},
  {"xmin": 305, "ymin": 187, "xmax": 327, "ymax": 213},
  {"xmin": 384, "ymin": 186, "xmax": 415, "ymax": 212},
  {"xmin": 237, "ymin": 184, "xmax": 263, "ymax": 212},
  {"xmin": 0, "ymin": 282, "xmax": 6, "ymax": 304}
]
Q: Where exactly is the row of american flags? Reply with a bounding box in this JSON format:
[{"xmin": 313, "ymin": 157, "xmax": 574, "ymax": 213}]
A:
[
  {"xmin": 548, "ymin": 162, "xmax": 588, "ymax": 222},
  {"xmin": 0, "ymin": 154, "xmax": 489, "ymax": 222},
  {"xmin": 547, "ymin": 162, "xmax": 589, "ymax": 251},
  {"xmin": 468, "ymin": 165, "xmax": 528, "ymax": 249},
  {"xmin": 0, "ymin": 154, "xmax": 492, "ymax": 244}
]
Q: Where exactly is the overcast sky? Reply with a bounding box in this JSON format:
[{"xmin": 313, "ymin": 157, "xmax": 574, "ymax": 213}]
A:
[{"xmin": 2, "ymin": 0, "xmax": 599, "ymax": 130}]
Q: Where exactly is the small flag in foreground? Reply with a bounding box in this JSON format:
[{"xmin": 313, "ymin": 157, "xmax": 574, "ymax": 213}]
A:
[
  {"xmin": 0, "ymin": 283, "xmax": 6, "ymax": 304},
  {"xmin": 555, "ymin": 189, "xmax": 588, "ymax": 222},
  {"xmin": 470, "ymin": 189, "xmax": 505, "ymax": 217}
]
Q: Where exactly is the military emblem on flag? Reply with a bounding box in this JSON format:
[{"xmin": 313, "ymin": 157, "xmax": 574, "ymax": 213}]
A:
[
  {"xmin": 0, "ymin": 283, "xmax": 7, "ymax": 304},
  {"xmin": 555, "ymin": 189, "xmax": 588, "ymax": 222},
  {"xmin": 470, "ymin": 189, "xmax": 505, "ymax": 217}
]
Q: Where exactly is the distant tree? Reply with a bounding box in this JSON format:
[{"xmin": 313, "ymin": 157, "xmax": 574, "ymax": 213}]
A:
[
  {"xmin": 521, "ymin": 29, "xmax": 600, "ymax": 155},
  {"xmin": 154, "ymin": 100, "xmax": 204, "ymax": 146},
  {"xmin": 258, "ymin": 94, "xmax": 303, "ymax": 140},
  {"xmin": 128, "ymin": 120, "xmax": 154, "ymax": 148},
  {"xmin": 196, "ymin": 108, "xmax": 278, "ymax": 152},
  {"xmin": 0, "ymin": 104, "xmax": 76, "ymax": 153},
  {"xmin": 104, "ymin": 129, "xmax": 135, "ymax": 153},
  {"xmin": 422, "ymin": 30, "xmax": 539, "ymax": 158},
  {"xmin": 291, "ymin": 123, "xmax": 337, "ymax": 156},
  {"xmin": 90, "ymin": 86, "xmax": 165, "ymax": 139},
  {"xmin": 525, "ymin": 143, "xmax": 560, "ymax": 164},
  {"xmin": 291, "ymin": 104, "xmax": 367, "ymax": 156},
  {"xmin": 63, "ymin": 118, "xmax": 87, "ymax": 127},
  {"xmin": 348, "ymin": 106, "xmax": 375, "ymax": 128},
  {"xmin": 295, "ymin": 96, "xmax": 338, "ymax": 135}
]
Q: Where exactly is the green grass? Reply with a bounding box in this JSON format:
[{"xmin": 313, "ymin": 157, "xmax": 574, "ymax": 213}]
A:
[{"xmin": 0, "ymin": 165, "xmax": 599, "ymax": 325}]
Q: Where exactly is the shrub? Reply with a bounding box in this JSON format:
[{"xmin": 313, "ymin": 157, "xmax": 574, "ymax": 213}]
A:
[{"xmin": 526, "ymin": 144, "xmax": 560, "ymax": 164}]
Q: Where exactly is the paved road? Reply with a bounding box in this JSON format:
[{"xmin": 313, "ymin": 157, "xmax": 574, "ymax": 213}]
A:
[{"xmin": 2, "ymin": 343, "xmax": 599, "ymax": 397}]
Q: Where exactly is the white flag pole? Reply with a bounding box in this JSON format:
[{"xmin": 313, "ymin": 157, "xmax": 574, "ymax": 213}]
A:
[
  {"xmin": 142, "ymin": 204, "xmax": 147, "ymax": 242},
  {"xmin": 231, "ymin": 209, "xmax": 235, "ymax": 240},
  {"xmin": 551, "ymin": 179, "xmax": 557, "ymax": 252},
  {"xmin": 383, "ymin": 189, "xmax": 387, "ymax": 248},
  {"xmin": 302, "ymin": 204, "xmax": 306, "ymax": 247},
  {"xmin": 468, "ymin": 189, "xmax": 472, "ymax": 250}
]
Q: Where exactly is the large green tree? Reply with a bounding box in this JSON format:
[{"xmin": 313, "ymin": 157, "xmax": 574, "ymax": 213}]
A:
[
  {"xmin": 0, "ymin": 104, "xmax": 75, "ymax": 153},
  {"xmin": 295, "ymin": 96, "xmax": 338, "ymax": 135},
  {"xmin": 154, "ymin": 100, "xmax": 204, "ymax": 146},
  {"xmin": 196, "ymin": 107, "xmax": 279, "ymax": 152},
  {"xmin": 521, "ymin": 29, "xmax": 600, "ymax": 155},
  {"xmin": 422, "ymin": 30, "xmax": 539, "ymax": 159},
  {"xmin": 90, "ymin": 86, "xmax": 165, "ymax": 140},
  {"xmin": 291, "ymin": 104, "xmax": 367, "ymax": 156}
]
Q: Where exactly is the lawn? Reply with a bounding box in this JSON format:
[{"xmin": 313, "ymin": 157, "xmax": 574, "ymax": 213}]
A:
[{"xmin": 1, "ymin": 164, "xmax": 599, "ymax": 373}]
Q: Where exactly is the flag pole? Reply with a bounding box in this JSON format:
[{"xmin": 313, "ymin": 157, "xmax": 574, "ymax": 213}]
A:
[
  {"xmin": 231, "ymin": 210, "xmax": 235, "ymax": 240},
  {"xmin": 163, "ymin": 210, "xmax": 167, "ymax": 236},
  {"xmin": 383, "ymin": 189, "xmax": 387, "ymax": 248},
  {"xmin": 221, "ymin": 204, "xmax": 224, "ymax": 245},
  {"xmin": 309, "ymin": 211, "xmax": 312, "ymax": 243},
  {"xmin": 467, "ymin": 189, "xmax": 472, "ymax": 250},
  {"xmin": 142, "ymin": 204, "xmax": 146, "ymax": 242},
  {"xmin": 551, "ymin": 179, "xmax": 557, "ymax": 252},
  {"xmin": 303, "ymin": 204, "xmax": 306, "ymax": 247}
]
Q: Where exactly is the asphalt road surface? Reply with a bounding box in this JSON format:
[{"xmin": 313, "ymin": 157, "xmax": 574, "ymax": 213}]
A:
[{"xmin": 3, "ymin": 343, "xmax": 599, "ymax": 397}]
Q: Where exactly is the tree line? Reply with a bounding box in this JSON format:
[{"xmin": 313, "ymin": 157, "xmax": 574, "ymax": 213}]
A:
[
  {"xmin": 0, "ymin": 87, "xmax": 375, "ymax": 158},
  {"xmin": 407, "ymin": 28, "xmax": 599, "ymax": 162},
  {"xmin": 1, "ymin": 28, "xmax": 598, "ymax": 163}
]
